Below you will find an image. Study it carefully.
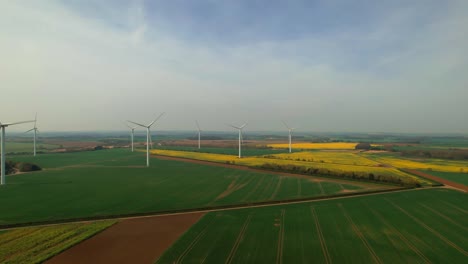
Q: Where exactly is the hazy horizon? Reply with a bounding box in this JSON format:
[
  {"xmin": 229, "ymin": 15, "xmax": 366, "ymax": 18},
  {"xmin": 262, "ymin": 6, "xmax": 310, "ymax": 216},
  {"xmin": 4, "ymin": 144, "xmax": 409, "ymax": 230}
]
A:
[{"xmin": 1, "ymin": 1, "xmax": 467, "ymax": 133}]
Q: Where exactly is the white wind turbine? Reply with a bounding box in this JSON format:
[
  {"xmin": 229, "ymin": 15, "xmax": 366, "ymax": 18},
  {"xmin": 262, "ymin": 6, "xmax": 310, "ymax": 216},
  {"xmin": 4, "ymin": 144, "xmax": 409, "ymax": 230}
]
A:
[
  {"xmin": 125, "ymin": 123, "xmax": 137, "ymax": 152},
  {"xmin": 282, "ymin": 120, "xmax": 296, "ymax": 153},
  {"xmin": 195, "ymin": 120, "xmax": 202, "ymax": 149},
  {"xmin": 127, "ymin": 112, "xmax": 165, "ymax": 167},
  {"xmin": 228, "ymin": 123, "xmax": 247, "ymax": 158},
  {"xmin": 1, "ymin": 119, "xmax": 34, "ymax": 185},
  {"xmin": 25, "ymin": 113, "xmax": 39, "ymax": 156}
]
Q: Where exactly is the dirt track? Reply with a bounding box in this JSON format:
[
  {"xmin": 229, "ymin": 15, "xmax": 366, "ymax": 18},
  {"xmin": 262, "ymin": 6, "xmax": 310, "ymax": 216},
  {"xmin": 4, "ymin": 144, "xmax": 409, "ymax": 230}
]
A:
[
  {"xmin": 405, "ymin": 169, "xmax": 468, "ymax": 192},
  {"xmin": 47, "ymin": 213, "xmax": 204, "ymax": 264}
]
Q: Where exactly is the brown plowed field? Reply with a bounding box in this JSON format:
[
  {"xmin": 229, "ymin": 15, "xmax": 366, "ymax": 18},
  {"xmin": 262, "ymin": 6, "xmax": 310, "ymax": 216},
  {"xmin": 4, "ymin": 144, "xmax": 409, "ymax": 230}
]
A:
[
  {"xmin": 405, "ymin": 169, "xmax": 468, "ymax": 192},
  {"xmin": 47, "ymin": 213, "xmax": 204, "ymax": 264}
]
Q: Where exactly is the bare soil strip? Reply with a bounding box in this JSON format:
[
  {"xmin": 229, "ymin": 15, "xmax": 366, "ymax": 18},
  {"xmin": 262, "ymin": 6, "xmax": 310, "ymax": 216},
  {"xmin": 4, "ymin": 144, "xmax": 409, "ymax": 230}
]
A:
[
  {"xmin": 47, "ymin": 213, "xmax": 204, "ymax": 264},
  {"xmin": 339, "ymin": 203, "xmax": 383, "ymax": 264},
  {"xmin": 311, "ymin": 207, "xmax": 331, "ymax": 264},
  {"xmin": 385, "ymin": 198, "xmax": 468, "ymax": 257},
  {"xmin": 404, "ymin": 170, "xmax": 468, "ymax": 192},
  {"xmin": 365, "ymin": 203, "xmax": 431, "ymax": 264}
]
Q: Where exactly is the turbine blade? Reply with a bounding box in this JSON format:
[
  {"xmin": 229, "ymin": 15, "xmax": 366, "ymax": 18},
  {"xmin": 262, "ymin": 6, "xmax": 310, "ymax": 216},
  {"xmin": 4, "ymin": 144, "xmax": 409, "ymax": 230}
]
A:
[
  {"xmin": 195, "ymin": 120, "xmax": 201, "ymax": 131},
  {"xmin": 148, "ymin": 112, "xmax": 165, "ymax": 127},
  {"xmin": 227, "ymin": 124, "xmax": 241, "ymax": 129},
  {"xmin": 240, "ymin": 123, "xmax": 248, "ymax": 129},
  {"xmin": 127, "ymin": 120, "xmax": 147, "ymax": 128},
  {"xmin": 5, "ymin": 120, "xmax": 35, "ymax": 126},
  {"xmin": 24, "ymin": 128, "xmax": 34, "ymax": 133},
  {"xmin": 34, "ymin": 113, "xmax": 38, "ymax": 128},
  {"xmin": 282, "ymin": 120, "xmax": 291, "ymax": 130}
]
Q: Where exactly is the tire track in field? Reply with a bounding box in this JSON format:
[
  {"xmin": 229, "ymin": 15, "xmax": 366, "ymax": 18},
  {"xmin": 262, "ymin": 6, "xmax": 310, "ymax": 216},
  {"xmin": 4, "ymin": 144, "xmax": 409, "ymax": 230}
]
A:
[
  {"xmin": 385, "ymin": 198, "xmax": 468, "ymax": 257},
  {"xmin": 310, "ymin": 207, "xmax": 331, "ymax": 264},
  {"xmin": 276, "ymin": 209, "xmax": 286, "ymax": 264},
  {"xmin": 318, "ymin": 182, "xmax": 325, "ymax": 195},
  {"xmin": 297, "ymin": 178, "xmax": 302, "ymax": 198},
  {"xmin": 241, "ymin": 175, "xmax": 266, "ymax": 202},
  {"xmin": 442, "ymin": 201, "xmax": 468, "ymax": 214},
  {"xmin": 175, "ymin": 215, "xmax": 218, "ymax": 264},
  {"xmin": 338, "ymin": 204, "xmax": 382, "ymax": 264},
  {"xmin": 418, "ymin": 203, "xmax": 468, "ymax": 232},
  {"xmin": 270, "ymin": 177, "xmax": 283, "ymax": 200},
  {"xmin": 364, "ymin": 203, "xmax": 431, "ymax": 264},
  {"xmin": 225, "ymin": 214, "xmax": 253, "ymax": 264}
]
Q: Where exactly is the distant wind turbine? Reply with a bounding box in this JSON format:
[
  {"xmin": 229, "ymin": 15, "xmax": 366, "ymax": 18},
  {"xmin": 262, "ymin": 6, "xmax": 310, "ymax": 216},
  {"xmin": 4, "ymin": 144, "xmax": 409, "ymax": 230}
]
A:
[
  {"xmin": 282, "ymin": 120, "xmax": 296, "ymax": 153},
  {"xmin": 125, "ymin": 123, "xmax": 137, "ymax": 152},
  {"xmin": 127, "ymin": 112, "xmax": 165, "ymax": 167},
  {"xmin": 195, "ymin": 120, "xmax": 202, "ymax": 149},
  {"xmin": 228, "ymin": 123, "xmax": 247, "ymax": 158},
  {"xmin": 25, "ymin": 113, "xmax": 39, "ymax": 156},
  {"xmin": 0, "ymin": 119, "xmax": 34, "ymax": 185}
]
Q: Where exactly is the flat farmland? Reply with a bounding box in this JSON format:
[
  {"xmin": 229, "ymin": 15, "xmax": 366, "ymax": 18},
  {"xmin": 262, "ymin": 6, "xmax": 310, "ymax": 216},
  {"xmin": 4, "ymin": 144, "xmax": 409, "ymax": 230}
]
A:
[
  {"xmin": 159, "ymin": 146, "xmax": 285, "ymax": 157},
  {"xmin": 157, "ymin": 188, "xmax": 468, "ymax": 263},
  {"xmin": 419, "ymin": 170, "xmax": 468, "ymax": 186},
  {"xmin": 0, "ymin": 149, "xmax": 384, "ymax": 226},
  {"xmin": 152, "ymin": 149, "xmax": 431, "ymax": 185},
  {"xmin": 0, "ymin": 221, "xmax": 115, "ymax": 263}
]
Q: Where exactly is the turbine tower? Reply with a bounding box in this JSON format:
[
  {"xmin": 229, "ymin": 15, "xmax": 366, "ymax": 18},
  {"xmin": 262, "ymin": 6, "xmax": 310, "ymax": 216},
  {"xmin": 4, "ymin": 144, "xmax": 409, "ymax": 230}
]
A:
[
  {"xmin": 228, "ymin": 123, "xmax": 247, "ymax": 158},
  {"xmin": 0, "ymin": 119, "xmax": 34, "ymax": 185},
  {"xmin": 25, "ymin": 113, "xmax": 39, "ymax": 156},
  {"xmin": 125, "ymin": 123, "xmax": 137, "ymax": 152},
  {"xmin": 195, "ymin": 120, "xmax": 202, "ymax": 149},
  {"xmin": 127, "ymin": 112, "xmax": 165, "ymax": 167},
  {"xmin": 282, "ymin": 120, "xmax": 296, "ymax": 153}
]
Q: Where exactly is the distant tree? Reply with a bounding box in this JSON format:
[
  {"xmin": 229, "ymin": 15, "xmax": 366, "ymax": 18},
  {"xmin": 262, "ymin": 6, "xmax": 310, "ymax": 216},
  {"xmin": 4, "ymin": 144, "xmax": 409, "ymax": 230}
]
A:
[{"xmin": 355, "ymin": 143, "xmax": 371, "ymax": 150}]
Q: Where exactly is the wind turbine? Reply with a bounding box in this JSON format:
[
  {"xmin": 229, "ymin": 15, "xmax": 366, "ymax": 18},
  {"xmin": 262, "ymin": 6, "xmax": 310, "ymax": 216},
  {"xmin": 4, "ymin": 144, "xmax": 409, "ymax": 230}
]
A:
[
  {"xmin": 0, "ymin": 119, "xmax": 34, "ymax": 185},
  {"xmin": 25, "ymin": 113, "xmax": 39, "ymax": 156},
  {"xmin": 125, "ymin": 123, "xmax": 137, "ymax": 152},
  {"xmin": 127, "ymin": 112, "xmax": 165, "ymax": 167},
  {"xmin": 195, "ymin": 120, "xmax": 202, "ymax": 149},
  {"xmin": 228, "ymin": 123, "xmax": 247, "ymax": 158},
  {"xmin": 282, "ymin": 120, "xmax": 296, "ymax": 153}
]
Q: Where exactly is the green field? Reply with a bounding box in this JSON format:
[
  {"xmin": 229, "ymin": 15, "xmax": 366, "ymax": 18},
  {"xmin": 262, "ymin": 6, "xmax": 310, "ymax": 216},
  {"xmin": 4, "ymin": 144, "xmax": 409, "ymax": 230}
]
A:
[
  {"xmin": 4, "ymin": 141, "xmax": 59, "ymax": 153},
  {"xmin": 0, "ymin": 221, "xmax": 115, "ymax": 263},
  {"xmin": 0, "ymin": 149, "xmax": 384, "ymax": 226},
  {"xmin": 157, "ymin": 189, "xmax": 468, "ymax": 263},
  {"xmin": 421, "ymin": 170, "xmax": 468, "ymax": 186},
  {"xmin": 160, "ymin": 146, "xmax": 286, "ymax": 156}
]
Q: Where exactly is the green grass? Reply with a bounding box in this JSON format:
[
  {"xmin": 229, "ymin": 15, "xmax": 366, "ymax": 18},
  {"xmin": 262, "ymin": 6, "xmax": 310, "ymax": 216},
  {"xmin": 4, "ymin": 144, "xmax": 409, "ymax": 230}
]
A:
[
  {"xmin": 5, "ymin": 142, "xmax": 59, "ymax": 153},
  {"xmin": 0, "ymin": 221, "xmax": 115, "ymax": 264},
  {"xmin": 420, "ymin": 170, "xmax": 468, "ymax": 186},
  {"xmin": 159, "ymin": 146, "xmax": 286, "ymax": 156},
  {"xmin": 157, "ymin": 188, "xmax": 468, "ymax": 263},
  {"xmin": 0, "ymin": 149, "xmax": 381, "ymax": 226}
]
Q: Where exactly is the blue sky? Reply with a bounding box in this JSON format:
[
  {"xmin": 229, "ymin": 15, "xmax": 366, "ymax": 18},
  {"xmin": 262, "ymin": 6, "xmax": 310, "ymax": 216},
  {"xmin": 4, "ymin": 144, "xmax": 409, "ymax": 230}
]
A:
[{"xmin": 0, "ymin": 0, "xmax": 467, "ymax": 133}]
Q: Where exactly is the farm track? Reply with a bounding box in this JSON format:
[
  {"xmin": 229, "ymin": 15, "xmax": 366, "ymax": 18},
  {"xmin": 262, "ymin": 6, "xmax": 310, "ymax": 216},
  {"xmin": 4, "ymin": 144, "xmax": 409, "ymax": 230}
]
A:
[
  {"xmin": 276, "ymin": 209, "xmax": 285, "ymax": 264},
  {"xmin": 225, "ymin": 214, "xmax": 252, "ymax": 264},
  {"xmin": 418, "ymin": 203, "xmax": 468, "ymax": 232},
  {"xmin": 338, "ymin": 203, "xmax": 383, "ymax": 264},
  {"xmin": 403, "ymin": 169, "xmax": 468, "ymax": 192},
  {"xmin": 1, "ymin": 186, "xmax": 425, "ymax": 231},
  {"xmin": 385, "ymin": 198, "xmax": 468, "ymax": 257},
  {"xmin": 365, "ymin": 203, "xmax": 431, "ymax": 264},
  {"xmin": 311, "ymin": 207, "xmax": 331, "ymax": 264}
]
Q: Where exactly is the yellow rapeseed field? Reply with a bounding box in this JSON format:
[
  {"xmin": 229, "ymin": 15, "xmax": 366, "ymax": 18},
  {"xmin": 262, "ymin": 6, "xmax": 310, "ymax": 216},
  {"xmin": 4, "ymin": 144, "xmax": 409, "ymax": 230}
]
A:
[
  {"xmin": 267, "ymin": 151, "xmax": 379, "ymax": 166},
  {"xmin": 152, "ymin": 149, "xmax": 430, "ymax": 184},
  {"xmin": 366, "ymin": 155, "xmax": 468, "ymax": 173}
]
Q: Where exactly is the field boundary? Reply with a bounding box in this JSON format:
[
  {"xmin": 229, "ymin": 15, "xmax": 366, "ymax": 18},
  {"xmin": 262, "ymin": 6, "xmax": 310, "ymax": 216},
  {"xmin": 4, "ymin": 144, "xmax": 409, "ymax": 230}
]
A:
[
  {"xmin": 0, "ymin": 186, "xmax": 411, "ymax": 230},
  {"xmin": 155, "ymin": 154, "xmax": 401, "ymax": 188},
  {"xmin": 401, "ymin": 169, "xmax": 467, "ymax": 192}
]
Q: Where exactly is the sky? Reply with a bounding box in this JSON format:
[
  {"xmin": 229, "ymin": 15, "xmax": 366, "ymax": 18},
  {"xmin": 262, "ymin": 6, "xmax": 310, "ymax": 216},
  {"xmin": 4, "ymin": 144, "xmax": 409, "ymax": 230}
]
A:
[{"xmin": 1, "ymin": 0, "xmax": 467, "ymax": 133}]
